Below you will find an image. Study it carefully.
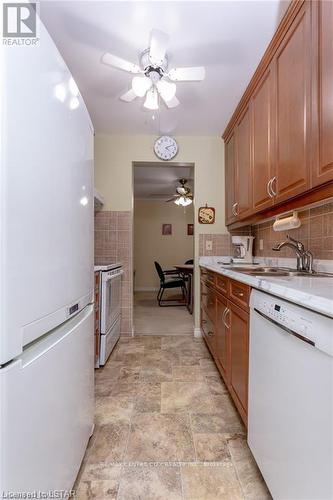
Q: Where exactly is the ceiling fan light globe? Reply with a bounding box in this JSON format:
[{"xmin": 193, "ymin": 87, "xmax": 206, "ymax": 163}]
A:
[
  {"xmin": 144, "ymin": 87, "xmax": 159, "ymax": 110},
  {"xmin": 156, "ymin": 80, "xmax": 176, "ymax": 102},
  {"xmin": 132, "ymin": 76, "xmax": 152, "ymax": 97},
  {"xmin": 177, "ymin": 196, "xmax": 192, "ymax": 207},
  {"xmin": 174, "ymin": 197, "xmax": 181, "ymax": 206}
]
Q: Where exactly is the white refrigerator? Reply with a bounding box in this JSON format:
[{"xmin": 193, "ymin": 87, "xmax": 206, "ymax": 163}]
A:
[{"xmin": 0, "ymin": 11, "xmax": 94, "ymax": 494}]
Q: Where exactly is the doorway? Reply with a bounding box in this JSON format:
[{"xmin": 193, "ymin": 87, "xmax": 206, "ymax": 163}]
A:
[{"xmin": 133, "ymin": 162, "xmax": 195, "ymax": 336}]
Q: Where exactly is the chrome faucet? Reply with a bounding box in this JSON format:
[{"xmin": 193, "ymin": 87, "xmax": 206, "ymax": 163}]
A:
[{"xmin": 272, "ymin": 234, "xmax": 314, "ymax": 272}]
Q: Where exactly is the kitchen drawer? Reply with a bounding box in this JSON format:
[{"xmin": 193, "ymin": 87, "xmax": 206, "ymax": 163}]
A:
[
  {"xmin": 200, "ymin": 268, "xmax": 216, "ymax": 287},
  {"xmin": 201, "ymin": 307, "xmax": 216, "ymax": 355},
  {"xmin": 229, "ymin": 279, "xmax": 250, "ymax": 311},
  {"xmin": 201, "ymin": 282, "xmax": 216, "ymax": 321},
  {"xmin": 216, "ymin": 274, "xmax": 229, "ymax": 296}
]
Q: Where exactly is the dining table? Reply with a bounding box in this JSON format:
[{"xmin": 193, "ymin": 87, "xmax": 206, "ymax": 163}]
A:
[{"xmin": 174, "ymin": 264, "xmax": 194, "ymax": 314}]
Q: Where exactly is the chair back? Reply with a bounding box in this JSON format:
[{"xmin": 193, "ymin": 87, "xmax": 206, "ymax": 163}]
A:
[
  {"xmin": 185, "ymin": 259, "xmax": 194, "ymax": 265},
  {"xmin": 154, "ymin": 261, "xmax": 165, "ymax": 283}
]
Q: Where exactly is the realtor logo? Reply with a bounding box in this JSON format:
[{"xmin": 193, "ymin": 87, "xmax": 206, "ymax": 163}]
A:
[{"xmin": 3, "ymin": 3, "xmax": 36, "ymax": 37}]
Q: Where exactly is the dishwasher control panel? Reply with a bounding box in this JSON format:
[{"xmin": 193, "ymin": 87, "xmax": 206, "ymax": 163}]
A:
[{"xmin": 250, "ymin": 289, "xmax": 333, "ymax": 356}]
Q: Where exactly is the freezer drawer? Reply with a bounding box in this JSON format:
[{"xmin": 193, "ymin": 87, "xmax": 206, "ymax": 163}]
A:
[{"xmin": 0, "ymin": 305, "xmax": 94, "ymax": 493}]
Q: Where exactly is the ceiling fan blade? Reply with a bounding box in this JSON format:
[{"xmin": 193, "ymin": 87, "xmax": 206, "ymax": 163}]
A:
[
  {"xmin": 149, "ymin": 29, "xmax": 169, "ymax": 66},
  {"xmin": 102, "ymin": 53, "xmax": 142, "ymax": 74},
  {"xmin": 168, "ymin": 66, "xmax": 205, "ymax": 81},
  {"xmin": 166, "ymin": 197, "xmax": 178, "ymax": 202},
  {"xmin": 163, "ymin": 95, "xmax": 180, "ymax": 108},
  {"xmin": 120, "ymin": 89, "xmax": 137, "ymax": 102}
]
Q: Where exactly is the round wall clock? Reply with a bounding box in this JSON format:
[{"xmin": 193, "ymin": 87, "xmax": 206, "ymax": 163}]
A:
[
  {"xmin": 154, "ymin": 136, "xmax": 178, "ymax": 161},
  {"xmin": 198, "ymin": 205, "xmax": 215, "ymax": 224}
]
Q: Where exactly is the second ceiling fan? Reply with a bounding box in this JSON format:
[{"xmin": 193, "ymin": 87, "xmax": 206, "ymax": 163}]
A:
[{"xmin": 102, "ymin": 29, "xmax": 205, "ymax": 110}]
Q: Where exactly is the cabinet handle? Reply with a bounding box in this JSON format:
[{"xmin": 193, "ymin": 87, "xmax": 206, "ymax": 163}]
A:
[
  {"xmin": 270, "ymin": 176, "xmax": 277, "ymax": 196},
  {"xmin": 225, "ymin": 308, "xmax": 230, "ymax": 329},
  {"xmin": 267, "ymin": 179, "xmax": 273, "ymax": 198},
  {"xmin": 222, "ymin": 308, "xmax": 230, "ymax": 329},
  {"xmin": 208, "ymin": 331, "xmax": 214, "ymax": 337},
  {"xmin": 232, "ymin": 202, "xmax": 239, "ymax": 217},
  {"xmin": 235, "ymin": 290, "xmax": 244, "ymax": 297}
]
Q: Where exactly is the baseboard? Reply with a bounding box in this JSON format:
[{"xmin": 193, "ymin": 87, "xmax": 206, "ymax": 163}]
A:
[
  {"xmin": 194, "ymin": 327, "xmax": 202, "ymax": 338},
  {"xmin": 134, "ymin": 287, "xmax": 159, "ymax": 292}
]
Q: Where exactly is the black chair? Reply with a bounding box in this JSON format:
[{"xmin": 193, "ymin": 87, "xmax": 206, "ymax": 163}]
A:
[{"xmin": 154, "ymin": 261, "xmax": 186, "ymax": 307}]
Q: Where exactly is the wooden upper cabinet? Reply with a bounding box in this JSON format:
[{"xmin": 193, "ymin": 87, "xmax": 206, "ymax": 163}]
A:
[
  {"xmin": 235, "ymin": 106, "xmax": 253, "ymax": 217},
  {"xmin": 251, "ymin": 67, "xmax": 275, "ymax": 211},
  {"xmin": 311, "ymin": 0, "xmax": 333, "ymax": 187},
  {"xmin": 273, "ymin": 2, "xmax": 311, "ymax": 204},
  {"xmin": 225, "ymin": 132, "xmax": 237, "ymax": 225}
]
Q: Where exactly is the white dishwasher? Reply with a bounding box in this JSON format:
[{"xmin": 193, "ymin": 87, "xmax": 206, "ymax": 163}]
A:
[{"xmin": 248, "ymin": 289, "xmax": 333, "ymax": 500}]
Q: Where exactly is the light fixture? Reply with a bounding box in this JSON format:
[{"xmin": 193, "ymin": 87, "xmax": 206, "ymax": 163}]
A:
[
  {"xmin": 144, "ymin": 86, "xmax": 159, "ymax": 110},
  {"xmin": 174, "ymin": 196, "xmax": 192, "ymax": 207},
  {"xmin": 132, "ymin": 76, "xmax": 152, "ymax": 97},
  {"xmin": 156, "ymin": 79, "xmax": 176, "ymax": 102}
]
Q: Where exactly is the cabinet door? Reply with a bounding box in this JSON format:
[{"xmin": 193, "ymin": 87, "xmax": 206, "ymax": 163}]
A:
[
  {"xmin": 235, "ymin": 105, "xmax": 252, "ymax": 217},
  {"xmin": 251, "ymin": 67, "xmax": 275, "ymax": 211},
  {"xmin": 201, "ymin": 306, "xmax": 216, "ymax": 356},
  {"xmin": 311, "ymin": 0, "xmax": 333, "ymax": 187},
  {"xmin": 229, "ymin": 301, "xmax": 249, "ymax": 421},
  {"xmin": 273, "ymin": 2, "xmax": 311, "ymax": 203},
  {"xmin": 225, "ymin": 132, "xmax": 237, "ymax": 225},
  {"xmin": 216, "ymin": 293, "xmax": 229, "ymax": 382}
]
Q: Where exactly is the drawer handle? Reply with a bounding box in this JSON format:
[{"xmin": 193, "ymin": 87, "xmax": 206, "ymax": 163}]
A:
[
  {"xmin": 207, "ymin": 331, "xmax": 214, "ymax": 337},
  {"xmin": 202, "ymin": 319, "xmax": 207, "ymax": 324},
  {"xmin": 235, "ymin": 291, "xmax": 244, "ymax": 297}
]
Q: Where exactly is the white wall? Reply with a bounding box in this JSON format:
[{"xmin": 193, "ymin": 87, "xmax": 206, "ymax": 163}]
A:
[
  {"xmin": 95, "ymin": 134, "xmax": 226, "ymax": 330},
  {"xmin": 134, "ymin": 200, "xmax": 194, "ymax": 290}
]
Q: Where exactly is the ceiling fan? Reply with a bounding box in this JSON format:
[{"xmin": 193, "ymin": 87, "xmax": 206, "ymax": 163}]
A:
[
  {"xmin": 166, "ymin": 178, "xmax": 193, "ymax": 206},
  {"xmin": 101, "ymin": 29, "xmax": 205, "ymax": 110}
]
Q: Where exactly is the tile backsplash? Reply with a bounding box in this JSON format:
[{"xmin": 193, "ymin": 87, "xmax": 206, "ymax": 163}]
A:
[
  {"xmin": 95, "ymin": 210, "xmax": 133, "ymax": 336},
  {"xmin": 199, "ymin": 200, "xmax": 333, "ymax": 261},
  {"xmin": 252, "ymin": 201, "xmax": 333, "ymax": 260}
]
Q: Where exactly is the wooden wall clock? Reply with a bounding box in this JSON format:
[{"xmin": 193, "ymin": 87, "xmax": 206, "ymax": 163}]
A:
[{"xmin": 198, "ymin": 205, "xmax": 215, "ymax": 224}]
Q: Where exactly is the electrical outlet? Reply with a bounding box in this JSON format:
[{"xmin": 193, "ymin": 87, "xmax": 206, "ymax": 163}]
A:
[
  {"xmin": 259, "ymin": 239, "xmax": 264, "ymax": 251},
  {"xmin": 206, "ymin": 240, "xmax": 213, "ymax": 251}
]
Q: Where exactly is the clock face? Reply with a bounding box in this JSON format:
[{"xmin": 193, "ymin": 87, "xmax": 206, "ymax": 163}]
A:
[{"xmin": 154, "ymin": 136, "xmax": 178, "ymax": 161}]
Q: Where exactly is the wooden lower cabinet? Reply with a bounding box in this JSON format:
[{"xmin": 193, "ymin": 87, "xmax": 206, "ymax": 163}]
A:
[
  {"xmin": 201, "ymin": 306, "xmax": 216, "ymax": 355},
  {"xmin": 215, "ymin": 293, "xmax": 229, "ymax": 381},
  {"xmin": 200, "ymin": 268, "xmax": 250, "ymax": 426},
  {"xmin": 229, "ymin": 301, "xmax": 249, "ymax": 423}
]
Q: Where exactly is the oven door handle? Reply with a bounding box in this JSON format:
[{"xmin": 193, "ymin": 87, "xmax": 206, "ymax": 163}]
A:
[
  {"xmin": 103, "ymin": 270, "xmax": 124, "ymax": 282},
  {"xmin": 253, "ymin": 308, "xmax": 315, "ymax": 347}
]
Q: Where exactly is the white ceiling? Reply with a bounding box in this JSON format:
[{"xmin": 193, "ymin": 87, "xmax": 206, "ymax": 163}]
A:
[
  {"xmin": 134, "ymin": 163, "xmax": 194, "ymax": 200},
  {"xmin": 40, "ymin": 0, "xmax": 289, "ymax": 136}
]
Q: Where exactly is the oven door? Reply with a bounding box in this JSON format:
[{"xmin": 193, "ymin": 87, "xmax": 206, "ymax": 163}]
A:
[{"xmin": 100, "ymin": 270, "xmax": 123, "ymax": 334}]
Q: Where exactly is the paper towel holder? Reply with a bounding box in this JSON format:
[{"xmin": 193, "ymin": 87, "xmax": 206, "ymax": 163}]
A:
[{"xmin": 273, "ymin": 211, "xmax": 301, "ymax": 232}]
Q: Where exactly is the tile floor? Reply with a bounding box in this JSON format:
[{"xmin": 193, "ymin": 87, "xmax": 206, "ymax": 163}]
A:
[
  {"xmin": 75, "ymin": 335, "xmax": 271, "ymax": 500},
  {"xmin": 133, "ymin": 292, "xmax": 194, "ymax": 335}
]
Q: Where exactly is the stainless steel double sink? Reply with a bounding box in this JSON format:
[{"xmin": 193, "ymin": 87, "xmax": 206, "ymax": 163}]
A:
[{"xmin": 226, "ymin": 266, "xmax": 333, "ymax": 278}]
